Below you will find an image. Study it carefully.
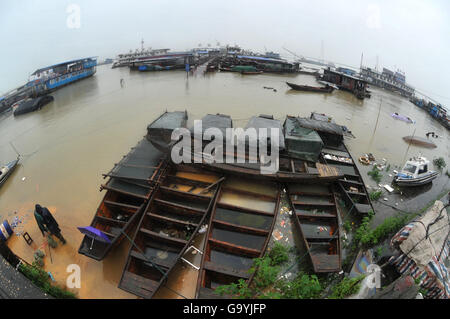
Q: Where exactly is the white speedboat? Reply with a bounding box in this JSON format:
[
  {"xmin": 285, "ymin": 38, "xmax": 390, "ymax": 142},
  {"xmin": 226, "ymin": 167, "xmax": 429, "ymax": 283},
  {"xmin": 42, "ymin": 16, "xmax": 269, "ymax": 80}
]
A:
[
  {"xmin": 394, "ymin": 156, "xmax": 438, "ymax": 187},
  {"xmin": 0, "ymin": 157, "xmax": 19, "ymax": 187}
]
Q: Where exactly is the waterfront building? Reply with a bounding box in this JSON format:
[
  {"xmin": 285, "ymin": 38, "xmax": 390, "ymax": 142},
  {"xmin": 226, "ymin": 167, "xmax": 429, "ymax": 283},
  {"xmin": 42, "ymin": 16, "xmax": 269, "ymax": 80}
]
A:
[
  {"xmin": 322, "ymin": 68, "xmax": 367, "ymax": 99},
  {"xmin": 360, "ymin": 67, "xmax": 415, "ymax": 97}
]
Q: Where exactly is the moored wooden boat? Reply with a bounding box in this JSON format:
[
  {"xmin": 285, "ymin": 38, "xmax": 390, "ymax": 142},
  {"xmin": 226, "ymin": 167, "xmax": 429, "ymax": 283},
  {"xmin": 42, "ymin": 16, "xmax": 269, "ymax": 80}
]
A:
[
  {"xmin": 321, "ymin": 143, "xmax": 374, "ymax": 215},
  {"xmin": 119, "ymin": 164, "xmax": 223, "ymax": 298},
  {"xmin": 195, "ymin": 177, "xmax": 280, "ymax": 298},
  {"xmin": 286, "ymin": 82, "xmax": 334, "ymax": 93},
  {"xmin": 0, "ymin": 157, "xmax": 19, "ymax": 188},
  {"xmin": 146, "ymin": 111, "xmax": 188, "ymax": 153},
  {"xmin": 241, "ymin": 71, "xmax": 263, "ymax": 75},
  {"xmin": 78, "ymin": 138, "xmax": 167, "ymax": 261},
  {"xmin": 287, "ymin": 183, "xmax": 341, "ymax": 273}
]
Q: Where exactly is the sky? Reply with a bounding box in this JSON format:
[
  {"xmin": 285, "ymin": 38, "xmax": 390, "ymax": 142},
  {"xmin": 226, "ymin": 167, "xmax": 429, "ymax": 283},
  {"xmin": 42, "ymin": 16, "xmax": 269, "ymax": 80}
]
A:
[{"xmin": 0, "ymin": 0, "xmax": 449, "ymax": 105}]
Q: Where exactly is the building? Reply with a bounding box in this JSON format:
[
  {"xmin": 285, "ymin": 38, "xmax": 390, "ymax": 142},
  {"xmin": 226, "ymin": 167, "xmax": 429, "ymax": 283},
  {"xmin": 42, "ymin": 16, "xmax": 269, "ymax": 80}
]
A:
[{"xmin": 360, "ymin": 67, "xmax": 415, "ymax": 97}]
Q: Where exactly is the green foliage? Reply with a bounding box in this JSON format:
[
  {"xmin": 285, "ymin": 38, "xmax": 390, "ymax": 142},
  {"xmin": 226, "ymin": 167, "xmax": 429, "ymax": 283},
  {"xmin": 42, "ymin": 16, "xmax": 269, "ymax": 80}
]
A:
[
  {"xmin": 18, "ymin": 263, "xmax": 77, "ymax": 299},
  {"xmin": 328, "ymin": 275, "xmax": 364, "ymax": 299},
  {"xmin": 268, "ymin": 243, "xmax": 289, "ymax": 266},
  {"xmin": 369, "ymin": 190, "xmax": 383, "ymax": 201},
  {"xmin": 277, "ymin": 272, "xmax": 323, "ymax": 299},
  {"xmin": 433, "ymin": 157, "xmax": 446, "ymax": 170},
  {"xmin": 367, "ymin": 166, "xmax": 383, "ymax": 183},
  {"xmin": 385, "ymin": 164, "xmax": 391, "ymax": 172},
  {"xmin": 251, "ymin": 257, "xmax": 280, "ymax": 289},
  {"xmin": 214, "ymin": 279, "xmax": 253, "ymax": 299},
  {"xmin": 343, "ymin": 220, "xmax": 352, "ymax": 233}
]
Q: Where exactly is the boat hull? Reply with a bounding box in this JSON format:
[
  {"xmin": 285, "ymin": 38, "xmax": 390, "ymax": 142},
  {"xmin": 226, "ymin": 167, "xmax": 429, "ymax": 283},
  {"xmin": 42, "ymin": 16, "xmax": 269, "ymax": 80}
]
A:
[
  {"xmin": 286, "ymin": 82, "xmax": 333, "ymax": 93},
  {"xmin": 394, "ymin": 172, "xmax": 438, "ymax": 187},
  {"xmin": 0, "ymin": 158, "xmax": 19, "ymax": 187}
]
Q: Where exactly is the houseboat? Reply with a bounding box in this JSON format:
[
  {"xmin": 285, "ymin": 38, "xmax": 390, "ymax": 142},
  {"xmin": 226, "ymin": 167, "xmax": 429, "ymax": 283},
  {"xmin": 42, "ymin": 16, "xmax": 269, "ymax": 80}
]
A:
[
  {"xmin": 26, "ymin": 57, "xmax": 97, "ymax": 96},
  {"xmin": 321, "ymin": 68, "xmax": 367, "ymax": 99}
]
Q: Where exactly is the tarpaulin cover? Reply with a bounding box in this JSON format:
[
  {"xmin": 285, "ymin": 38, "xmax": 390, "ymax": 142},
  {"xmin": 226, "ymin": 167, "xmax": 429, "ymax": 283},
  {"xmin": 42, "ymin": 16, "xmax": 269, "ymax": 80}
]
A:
[
  {"xmin": 295, "ymin": 117, "xmax": 344, "ymax": 136},
  {"xmin": 243, "ymin": 115, "xmax": 285, "ymax": 150},
  {"xmin": 389, "ymin": 201, "xmax": 449, "ymax": 299},
  {"xmin": 283, "ymin": 116, "xmax": 323, "ymax": 162},
  {"xmin": 190, "ymin": 113, "xmax": 232, "ymax": 136}
]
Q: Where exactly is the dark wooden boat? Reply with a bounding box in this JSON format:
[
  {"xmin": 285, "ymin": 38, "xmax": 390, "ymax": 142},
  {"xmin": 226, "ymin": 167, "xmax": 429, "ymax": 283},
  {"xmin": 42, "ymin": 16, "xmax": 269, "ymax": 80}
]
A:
[
  {"xmin": 182, "ymin": 114, "xmax": 343, "ymax": 183},
  {"xmin": 0, "ymin": 157, "xmax": 19, "ymax": 188},
  {"xmin": 13, "ymin": 95, "xmax": 54, "ymax": 116},
  {"xmin": 286, "ymin": 82, "xmax": 333, "ymax": 93},
  {"xmin": 241, "ymin": 71, "xmax": 263, "ymax": 75},
  {"xmin": 196, "ymin": 177, "xmax": 280, "ymax": 298},
  {"xmin": 146, "ymin": 111, "xmax": 188, "ymax": 153},
  {"xmin": 321, "ymin": 143, "xmax": 374, "ymax": 215},
  {"xmin": 287, "ymin": 183, "xmax": 341, "ymax": 273},
  {"xmin": 78, "ymin": 138, "xmax": 166, "ymax": 261},
  {"xmin": 119, "ymin": 164, "xmax": 223, "ymax": 298}
]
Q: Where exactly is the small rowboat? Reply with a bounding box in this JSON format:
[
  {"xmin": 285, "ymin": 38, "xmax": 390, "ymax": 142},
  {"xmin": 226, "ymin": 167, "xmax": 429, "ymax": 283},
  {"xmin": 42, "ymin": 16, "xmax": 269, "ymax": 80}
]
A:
[
  {"xmin": 240, "ymin": 71, "xmax": 263, "ymax": 75},
  {"xmin": 0, "ymin": 157, "xmax": 19, "ymax": 188},
  {"xmin": 286, "ymin": 82, "xmax": 334, "ymax": 93}
]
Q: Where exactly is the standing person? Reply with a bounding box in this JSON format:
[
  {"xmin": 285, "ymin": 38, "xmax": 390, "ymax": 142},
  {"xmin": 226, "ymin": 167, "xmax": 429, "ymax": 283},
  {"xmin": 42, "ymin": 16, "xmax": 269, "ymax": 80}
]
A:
[{"xmin": 34, "ymin": 204, "xmax": 66, "ymax": 244}]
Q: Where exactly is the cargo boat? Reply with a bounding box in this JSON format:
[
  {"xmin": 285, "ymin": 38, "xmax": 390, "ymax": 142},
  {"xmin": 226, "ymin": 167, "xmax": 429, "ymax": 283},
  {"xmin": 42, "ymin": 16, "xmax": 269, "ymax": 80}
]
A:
[
  {"xmin": 119, "ymin": 165, "xmax": 223, "ymax": 298},
  {"xmin": 286, "ymin": 82, "xmax": 334, "ymax": 93},
  {"xmin": 196, "ymin": 177, "xmax": 280, "ymax": 298}
]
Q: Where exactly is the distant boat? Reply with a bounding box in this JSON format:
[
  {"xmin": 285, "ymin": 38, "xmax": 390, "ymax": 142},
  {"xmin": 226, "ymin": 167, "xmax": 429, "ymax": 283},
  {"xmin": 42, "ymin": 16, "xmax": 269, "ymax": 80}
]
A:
[
  {"xmin": 240, "ymin": 71, "xmax": 263, "ymax": 75},
  {"xmin": 392, "ymin": 113, "xmax": 415, "ymax": 124},
  {"xmin": 402, "ymin": 136, "xmax": 437, "ymax": 148},
  {"xmin": 13, "ymin": 95, "xmax": 54, "ymax": 116},
  {"xmin": 394, "ymin": 156, "xmax": 438, "ymax": 187},
  {"xmin": 286, "ymin": 82, "xmax": 334, "ymax": 93},
  {"xmin": 0, "ymin": 157, "xmax": 19, "ymax": 188}
]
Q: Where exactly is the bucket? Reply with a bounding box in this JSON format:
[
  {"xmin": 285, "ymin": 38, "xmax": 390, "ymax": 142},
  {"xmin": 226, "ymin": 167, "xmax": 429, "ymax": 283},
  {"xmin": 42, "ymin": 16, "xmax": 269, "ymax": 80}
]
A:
[{"xmin": 0, "ymin": 220, "xmax": 14, "ymax": 241}]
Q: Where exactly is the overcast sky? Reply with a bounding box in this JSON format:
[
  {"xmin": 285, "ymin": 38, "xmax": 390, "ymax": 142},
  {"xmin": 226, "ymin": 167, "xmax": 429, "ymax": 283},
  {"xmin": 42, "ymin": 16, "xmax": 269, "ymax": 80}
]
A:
[{"xmin": 1, "ymin": 0, "xmax": 449, "ymax": 105}]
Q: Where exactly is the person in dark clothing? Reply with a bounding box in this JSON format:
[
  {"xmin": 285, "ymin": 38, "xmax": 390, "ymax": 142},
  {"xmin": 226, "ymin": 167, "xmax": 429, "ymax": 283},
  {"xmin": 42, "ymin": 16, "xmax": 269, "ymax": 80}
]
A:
[{"xmin": 34, "ymin": 204, "xmax": 66, "ymax": 244}]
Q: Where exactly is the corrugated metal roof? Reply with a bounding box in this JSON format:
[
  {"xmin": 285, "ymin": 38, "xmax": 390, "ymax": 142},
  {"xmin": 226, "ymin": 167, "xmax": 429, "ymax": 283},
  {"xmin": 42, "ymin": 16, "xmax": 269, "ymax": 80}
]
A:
[{"xmin": 236, "ymin": 55, "xmax": 290, "ymax": 64}]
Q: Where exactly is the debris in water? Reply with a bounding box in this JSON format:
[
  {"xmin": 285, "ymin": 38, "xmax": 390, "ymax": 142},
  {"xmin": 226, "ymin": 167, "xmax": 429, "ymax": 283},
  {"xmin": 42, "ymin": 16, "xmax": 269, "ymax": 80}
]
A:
[
  {"xmin": 198, "ymin": 224, "xmax": 208, "ymax": 234},
  {"xmin": 273, "ymin": 230, "xmax": 283, "ymax": 241}
]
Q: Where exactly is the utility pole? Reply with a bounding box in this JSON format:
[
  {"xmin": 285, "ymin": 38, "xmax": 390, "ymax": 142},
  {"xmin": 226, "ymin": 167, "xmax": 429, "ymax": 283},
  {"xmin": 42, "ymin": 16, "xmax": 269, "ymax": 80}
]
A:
[{"xmin": 360, "ymin": 52, "xmax": 364, "ymax": 72}]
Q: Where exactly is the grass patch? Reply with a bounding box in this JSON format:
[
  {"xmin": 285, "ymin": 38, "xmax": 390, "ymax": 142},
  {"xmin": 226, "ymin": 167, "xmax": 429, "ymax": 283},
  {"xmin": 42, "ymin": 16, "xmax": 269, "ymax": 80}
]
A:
[
  {"xmin": 367, "ymin": 166, "xmax": 383, "ymax": 183},
  {"xmin": 328, "ymin": 275, "xmax": 365, "ymax": 299},
  {"xmin": 433, "ymin": 157, "xmax": 446, "ymax": 170},
  {"xmin": 18, "ymin": 262, "xmax": 77, "ymax": 299},
  {"xmin": 369, "ymin": 190, "xmax": 383, "ymax": 201}
]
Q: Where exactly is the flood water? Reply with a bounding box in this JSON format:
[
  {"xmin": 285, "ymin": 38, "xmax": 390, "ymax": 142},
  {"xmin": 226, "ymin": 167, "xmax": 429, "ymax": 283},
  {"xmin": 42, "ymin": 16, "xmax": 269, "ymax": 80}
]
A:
[{"xmin": 0, "ymin": 64, "xmax": 448, "ymax": 298}]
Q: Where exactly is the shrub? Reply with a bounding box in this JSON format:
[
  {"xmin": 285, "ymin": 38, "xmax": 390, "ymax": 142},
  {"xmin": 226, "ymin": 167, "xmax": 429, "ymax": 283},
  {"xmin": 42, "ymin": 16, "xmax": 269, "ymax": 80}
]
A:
[
  {"xmin": 278, "ymin": 272, "xmax": 323, "ymax": 299},
  {"xmin": 367, "ymin": 167, "xmax": 383, "ymax": 183},
  {"xmin": 328, "ymin": 275, "xmax": 364, "ymax": 299},
  {"xmin": 369, "ymin": 190, "xmax": 383, "ymax": 201},
  {"xmin": 268, "ymin": 243, "xmax": 289, "ymax": 266},
  {"xmin": 433, "ymin": 157, "xmax": 446, "ymax": 170}
]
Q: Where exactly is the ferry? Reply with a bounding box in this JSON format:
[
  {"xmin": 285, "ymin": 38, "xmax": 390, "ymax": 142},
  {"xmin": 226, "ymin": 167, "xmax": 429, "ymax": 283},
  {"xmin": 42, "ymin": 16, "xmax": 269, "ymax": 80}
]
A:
[
  {"xmin": 394, "ymin": 156, "xmax": 438, "ymax": 187},
  {"xmin": 26, "ymin": 57, "xmax": 97, "ymax": 95}
]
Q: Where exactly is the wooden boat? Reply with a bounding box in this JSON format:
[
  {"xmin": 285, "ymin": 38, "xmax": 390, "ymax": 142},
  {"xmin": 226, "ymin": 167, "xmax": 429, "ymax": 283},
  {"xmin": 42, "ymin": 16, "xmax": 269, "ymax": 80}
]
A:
[
  {"xmin": 321, "ymin": 143, "xmax": 374, "ymax": 215},
  {"xmin": 119, "ymin": 164, "xmax": 223, "ymax": 298},
  {"xmin": 394, "ymin": 156, "xmax": 438, "ymax": 187},
  {"xmin": 286, "ymin": 82, "xmax": 334, "ymax": 93},
  {"xmin": 196, "ymin": 177, "xmax": 280, "ymax": 298},
  {"xmin": 13, "ymin": 95, "xmax": 54, "ymax": 116},
  {"xmin": 0, "ymin": 157, "xmax": 19, "ymax": 188},
  {"xmin": 402, "ymin": 136, "xmax": 437, "ymax": 149},
  {"xmin": 146, "ymin": 111, "xmax": 188, "ymax": 153},
  {"xmin": 183, "ymin": 114, "xmax": 343, "ymax": 183},
  {"xmin": 241, "ymin": 71, "xmax": 263, "ymax": 75},
  {"xmin": 78, "ymin": 138, "xmax": 166, "ymax": 260},
  {"xmin": 287, "ymin": 183, "xmax": 341, "ymax": 273}
]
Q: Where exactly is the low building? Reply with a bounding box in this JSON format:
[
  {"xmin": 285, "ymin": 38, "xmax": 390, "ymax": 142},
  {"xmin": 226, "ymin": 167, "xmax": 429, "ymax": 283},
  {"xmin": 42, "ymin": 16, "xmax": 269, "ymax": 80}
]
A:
[{"xmin": 322, "ymin": 68, "xmax": 367, "ymax": 99}]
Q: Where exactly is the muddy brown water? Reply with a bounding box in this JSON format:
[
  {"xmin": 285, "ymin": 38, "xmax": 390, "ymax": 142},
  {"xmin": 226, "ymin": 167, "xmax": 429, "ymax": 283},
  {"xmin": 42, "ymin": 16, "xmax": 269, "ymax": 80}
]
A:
[{"xmin": 0, "ymin": 65, "xmax": 448, "ymax": 298}]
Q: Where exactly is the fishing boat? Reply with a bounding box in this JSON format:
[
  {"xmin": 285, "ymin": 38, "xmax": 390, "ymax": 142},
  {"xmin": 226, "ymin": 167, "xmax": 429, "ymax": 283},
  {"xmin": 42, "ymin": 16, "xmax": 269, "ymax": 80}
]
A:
[
  {"xmin": 287, "ymin": 183, "xmax": 341, "ymax": 273},
  {"xmin": 146, "ymin": 111, "xmax": 188, "ymax": 153},
  {"xmin": 78, "ymin": 138, "xmax": 166, "ymax": 260},
  {"xmin": 286, "ymin": 82, "xmax": 334, "ymax": 93},
  {"xmin": 119, "ymin": 164, "xmax": 223, "ymax": 299},
  {"xmin": 394, "ymin": 156, "xmax": 438, "ymax": 187},
  {"xmin": 196, "ymin": 177, "xmax": 280, "ymax": 298},
  {"xmin": 0, "ymin": 157, "xmax": 19, "ymax": 188}
]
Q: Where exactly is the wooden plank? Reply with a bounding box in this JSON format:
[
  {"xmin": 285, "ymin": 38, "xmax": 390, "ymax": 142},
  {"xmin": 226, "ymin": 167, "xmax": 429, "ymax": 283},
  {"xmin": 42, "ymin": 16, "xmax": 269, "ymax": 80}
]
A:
[
  {"xmin": 129, "ymin": 250, "xmax": 172, "ymax": 269},
  {"xmin": 199, "ymin": 177, "xmax": 225, "ymax": 194},
  {"xmin": 159, "ymin": 186, "xmax": 212, "ymax": 200},
  {"xmin": 204, "ymin": 261, "xmax": 250, "ymax": 279},
  {"xmin": 310, "ymin": 254, "xmax": 341, "ymax": 273},
  {"xmin": 95, "ymin": 215, "xmax": 126, "ymax": 225},
  {"xmin": 213, "ymin": 219, "xmax": 269, "ymax": 236},
  {"xmin": 140, "ymin": 227, "xmax": 188, "ymax": 246},
  {"xmin": 209, "ymin": 238, "xmax": 261, "ymax": 258},
  {"xmin": 101, "ymin": 184, "xmax": 148, "ymax": 200},
  {"xmin": 296, "ymin": 212, "xmax": 336, "ymax": 219},
  {"xmin": 217, "ymin": 203, "xmax": 275, "ymax": 217},
  {"xmin": 147, "ymin": 212, "xmax": 198, "ymax": 228},
  {"xmin": 291, "ymin": 200, "xmax": 334, "ymax": 207},
  {"xmin": 104, "ymin": 200, "xmax": 141, "ymax": 211},
  {"xmin": 153, "ymin": 199, "xmax": 206, "ymax": 215},
  {"xmin": 120, "ymin": 271, "xmax": 158, "ymax": 298},
  {"xmin": 316, "ymin": 163, "xmax": 341, "ymax": 177}
]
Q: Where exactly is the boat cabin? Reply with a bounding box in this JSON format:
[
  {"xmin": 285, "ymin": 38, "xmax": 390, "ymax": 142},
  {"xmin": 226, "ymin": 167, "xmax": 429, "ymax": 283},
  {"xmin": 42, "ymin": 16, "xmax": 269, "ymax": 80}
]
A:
[
  {"xmin": 400, "ymin": 157, "xmax": 430, "ymax": 178},
  {"xmin": 323, "ymin": 69, "xmax": 367, "ymax": 99}
]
